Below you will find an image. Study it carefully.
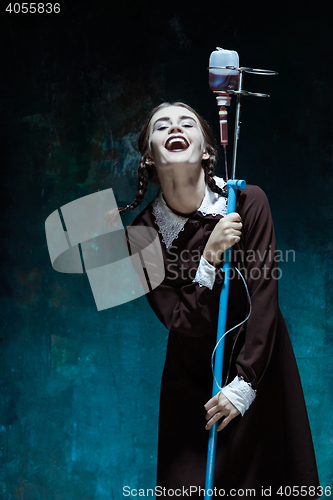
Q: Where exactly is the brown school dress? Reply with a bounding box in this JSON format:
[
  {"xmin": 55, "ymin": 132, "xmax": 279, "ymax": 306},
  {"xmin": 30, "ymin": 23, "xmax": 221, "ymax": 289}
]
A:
[{"xmin": 126, "ymin": 181, "xmax": 320, "ymax": 499}]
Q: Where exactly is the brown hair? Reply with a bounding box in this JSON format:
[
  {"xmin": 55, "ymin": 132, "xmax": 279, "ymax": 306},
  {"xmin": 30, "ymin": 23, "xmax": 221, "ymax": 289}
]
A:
[{"xmin": 106, "ymin": 102, "xmax": 226, "ymax": 224}]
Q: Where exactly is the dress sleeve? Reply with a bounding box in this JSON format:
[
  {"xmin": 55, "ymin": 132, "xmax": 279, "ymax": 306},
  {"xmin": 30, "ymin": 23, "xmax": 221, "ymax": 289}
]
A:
[
  {"xmin": 221, "ymin": 375, "xmax": 257, "ymax": 416},
  {"xmin": 145, "ymin": 271, "xmax": 224, "ymax": 337},
  {"xmin": 233, "ymin": 185, "xmax": 280, "ymax": 392},
  {"xmin": 193, "ymin": 256, "xmax": 217, "ymax": 290},
  {"xmin": 125, "ymin": 224, "xmax": 225, "ymax": 338}
]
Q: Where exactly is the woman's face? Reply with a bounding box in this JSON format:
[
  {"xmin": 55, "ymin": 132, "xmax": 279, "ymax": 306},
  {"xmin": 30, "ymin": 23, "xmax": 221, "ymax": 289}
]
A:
[{"xmin": 148, "ymin": 105, "xmax": 209, "ymax": 174}]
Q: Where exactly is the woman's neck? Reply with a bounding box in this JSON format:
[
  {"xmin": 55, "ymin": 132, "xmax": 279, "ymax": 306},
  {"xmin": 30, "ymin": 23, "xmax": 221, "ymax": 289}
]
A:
[{"xmin": 158, "ymin": 167, "xmax": 206, "ymax": 216}]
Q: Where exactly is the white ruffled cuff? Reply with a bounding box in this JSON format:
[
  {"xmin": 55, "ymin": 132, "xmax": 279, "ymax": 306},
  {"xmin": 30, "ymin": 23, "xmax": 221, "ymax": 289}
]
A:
[
  {"xmin": 221, "ymin": 375, "xmax": 257, "ymax": 416},
  {"xmin": 192, "ymin": 256, "xmax": 216, "ymax": 290}
]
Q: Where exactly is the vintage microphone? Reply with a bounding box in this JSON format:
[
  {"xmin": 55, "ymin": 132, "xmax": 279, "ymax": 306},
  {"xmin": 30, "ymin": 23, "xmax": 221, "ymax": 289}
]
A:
[{"xmin": 204, "ymin": 48, "xmax": 277, "ymax": 499}]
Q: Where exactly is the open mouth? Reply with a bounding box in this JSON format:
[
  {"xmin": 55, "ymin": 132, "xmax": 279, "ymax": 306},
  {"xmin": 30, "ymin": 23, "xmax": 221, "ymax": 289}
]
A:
[{"xmin": 165, "ymin": 135, "xmax": 189, "ymax": 152}]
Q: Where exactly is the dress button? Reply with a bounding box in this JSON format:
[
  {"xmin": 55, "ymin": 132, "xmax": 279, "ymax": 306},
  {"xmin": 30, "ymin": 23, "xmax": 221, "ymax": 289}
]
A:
[
  {"xmin": 216, "ymin": 275, "xmax": 223, "ymax": 284},
  {"xmin": 198, "ymin": 245, "xmax": 204, "ymax": 253},
  {"xmin": 193, "ymin": 221, "xmax": 201, "ymax": 228}
]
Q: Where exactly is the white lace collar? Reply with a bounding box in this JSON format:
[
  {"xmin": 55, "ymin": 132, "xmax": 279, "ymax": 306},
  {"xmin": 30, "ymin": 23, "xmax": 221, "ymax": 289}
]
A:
[{"xmin": 152, "ymin": 176, "xmax": 227, "ymax": 249}]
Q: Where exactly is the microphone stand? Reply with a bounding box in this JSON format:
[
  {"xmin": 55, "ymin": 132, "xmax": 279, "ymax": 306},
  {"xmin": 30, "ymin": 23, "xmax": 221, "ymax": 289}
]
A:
[{"xmin": 204, "ymin": 65, "xmax": 277, "ymax": 499}]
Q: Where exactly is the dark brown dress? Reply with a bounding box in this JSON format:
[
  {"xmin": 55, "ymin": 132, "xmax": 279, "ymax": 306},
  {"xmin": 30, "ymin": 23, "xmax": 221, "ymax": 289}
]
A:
[{"xmin": 126, "ymin": 184, "xmax": 320, "ymax": 499}]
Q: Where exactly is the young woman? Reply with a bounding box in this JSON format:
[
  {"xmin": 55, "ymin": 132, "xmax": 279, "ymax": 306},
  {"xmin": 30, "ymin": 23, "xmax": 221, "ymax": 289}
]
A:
[{"xmin": 120, "ymin": 102, "xmax": 319, "ymax": 498}]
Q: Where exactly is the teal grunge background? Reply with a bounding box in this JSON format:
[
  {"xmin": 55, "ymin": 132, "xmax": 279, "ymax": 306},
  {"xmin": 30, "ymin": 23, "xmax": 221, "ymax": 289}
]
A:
[{"xmin": 1, "ymin": 0, "xmax": 332, "ymax": 498}]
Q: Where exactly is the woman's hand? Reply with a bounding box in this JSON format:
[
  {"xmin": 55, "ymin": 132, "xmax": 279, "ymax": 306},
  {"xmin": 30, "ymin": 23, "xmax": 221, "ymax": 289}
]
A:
[
  {"xmin": 204, "ymin": 392, "xmax": 240, "ymax": 432},
  {"xmin": 203, "ymin": 212, "xmax": 242, "ymax": 265}
]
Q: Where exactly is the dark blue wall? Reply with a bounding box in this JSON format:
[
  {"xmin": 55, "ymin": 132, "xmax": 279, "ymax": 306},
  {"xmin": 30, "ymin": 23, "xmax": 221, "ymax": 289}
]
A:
[{"xmin": 1, "ymin": 0, "xmax": 332, "ymax": 498}]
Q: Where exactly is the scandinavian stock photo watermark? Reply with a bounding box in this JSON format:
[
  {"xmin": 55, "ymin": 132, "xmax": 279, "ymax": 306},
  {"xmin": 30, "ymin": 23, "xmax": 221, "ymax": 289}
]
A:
[
  {"xmin": 45, "ymin": 188, "xmax": 296, "ymax": 311},
  {"xmin": 165, "ymin": 245, "xmax": 295, "ymax": 282}
]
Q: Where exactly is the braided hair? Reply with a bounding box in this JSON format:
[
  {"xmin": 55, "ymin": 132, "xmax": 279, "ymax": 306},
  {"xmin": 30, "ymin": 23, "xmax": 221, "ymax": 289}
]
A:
[{"xmin": 105, "ymin": 102, "xmax": 227, "ymax": 226}]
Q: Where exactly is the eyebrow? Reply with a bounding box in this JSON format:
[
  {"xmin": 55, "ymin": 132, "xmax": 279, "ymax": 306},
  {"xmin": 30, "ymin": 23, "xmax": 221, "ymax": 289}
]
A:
[{"xmin": 152, "ymin": 115, "xmax": 197, "ymax": 127}]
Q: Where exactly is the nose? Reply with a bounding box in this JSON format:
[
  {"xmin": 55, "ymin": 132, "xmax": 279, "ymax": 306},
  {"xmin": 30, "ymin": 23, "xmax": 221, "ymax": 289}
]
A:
[{"xmin": 168, "ymin": 123, "xmax": 184, "ymax": 134}]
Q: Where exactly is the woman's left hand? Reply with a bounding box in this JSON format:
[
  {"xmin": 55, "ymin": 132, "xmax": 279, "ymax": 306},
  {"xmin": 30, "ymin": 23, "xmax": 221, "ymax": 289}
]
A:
[{"xmin": 204, "ymin": 392, "xmax": 240, "ymax": 432}]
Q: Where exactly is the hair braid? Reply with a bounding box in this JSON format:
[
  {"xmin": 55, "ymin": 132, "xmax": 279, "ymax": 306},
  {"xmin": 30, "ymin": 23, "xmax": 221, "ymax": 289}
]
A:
[
  {"xmin": 105, "ymin": 160, "xmax": 149, "ymax": 228},
  {"xmin": 203, "ymin": 157, "xmax": 228, "ymax": 199},
  {"xmin": 131, "ymin": 159, "xmax": 149, "ymax": 210}
]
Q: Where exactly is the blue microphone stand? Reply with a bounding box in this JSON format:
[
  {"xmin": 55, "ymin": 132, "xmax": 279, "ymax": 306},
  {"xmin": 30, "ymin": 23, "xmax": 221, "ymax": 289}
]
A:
[
  {"xmin": 204, "ymin": 179, "xmax": 245, "ymax": 499},
  {"xmin": 204, "ymin": 62, "xmax": 277, "ymax": 499}
]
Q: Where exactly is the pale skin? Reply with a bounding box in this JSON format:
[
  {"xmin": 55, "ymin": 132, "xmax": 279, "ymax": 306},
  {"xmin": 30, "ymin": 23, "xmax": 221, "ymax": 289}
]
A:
[{"xmin": 148, "ymin": 105, "xmax": 242, "ymax": 430}]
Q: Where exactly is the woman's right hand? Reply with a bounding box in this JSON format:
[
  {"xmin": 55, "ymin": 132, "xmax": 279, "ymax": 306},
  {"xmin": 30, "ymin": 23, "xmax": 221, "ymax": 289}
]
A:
[{"xmin": 203, "ymin": 212, "xmax": 242, "ymax": 265}]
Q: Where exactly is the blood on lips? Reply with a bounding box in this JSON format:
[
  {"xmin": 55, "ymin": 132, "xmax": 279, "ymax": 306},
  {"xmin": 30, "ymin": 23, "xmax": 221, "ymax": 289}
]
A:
[{"xmin": 165, "ymin": 136, "xmax": 189, "ymax": 151}]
